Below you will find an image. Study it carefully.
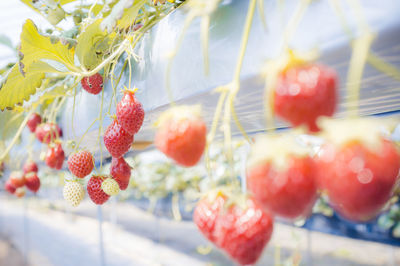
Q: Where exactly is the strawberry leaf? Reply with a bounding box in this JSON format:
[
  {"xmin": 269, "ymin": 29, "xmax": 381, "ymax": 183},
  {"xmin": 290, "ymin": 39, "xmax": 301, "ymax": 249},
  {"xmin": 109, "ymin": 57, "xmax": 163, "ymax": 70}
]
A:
[
  {"xmin": 19, "ymin": 19, "xmax": 76, "ymax": 74},
  {"xmin": 101, "ymin": 0, "xmax": 147, "ymax": 32},
  {"xmin": 0, "ymin": 64, "xmax": 44, "ymax": 111},
  {"xmin": 76, "ymin": 19, "xmax": 117, "ymax": 70}
]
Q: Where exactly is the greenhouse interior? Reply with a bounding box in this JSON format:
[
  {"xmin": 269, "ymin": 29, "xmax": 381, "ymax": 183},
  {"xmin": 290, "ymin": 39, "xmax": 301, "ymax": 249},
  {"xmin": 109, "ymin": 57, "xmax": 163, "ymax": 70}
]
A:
[{"xmin": 0, "ymin": 0, "xmax": 400, "ymax": 265}]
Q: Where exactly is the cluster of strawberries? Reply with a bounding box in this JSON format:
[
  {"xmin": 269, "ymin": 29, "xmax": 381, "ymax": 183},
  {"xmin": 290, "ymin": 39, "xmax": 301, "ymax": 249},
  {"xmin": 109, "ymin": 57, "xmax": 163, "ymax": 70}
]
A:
[
  {"xmin": 28, "ymin": 113, "xmax": 65, "ymax": 169},
  {"xmin": 4, "ymin": 160, "xmax": 41, "ymax": 198},
  {"xmin": 192, "ymin": 63, "xmax": 400, "ymax": 265},
  {"xmin": 3, "ymin": 110, "xmax": 65, "ymax": 198},
  {"xmin": 61, "ymin": 74, "xmax": 144, "ymax": 206}
]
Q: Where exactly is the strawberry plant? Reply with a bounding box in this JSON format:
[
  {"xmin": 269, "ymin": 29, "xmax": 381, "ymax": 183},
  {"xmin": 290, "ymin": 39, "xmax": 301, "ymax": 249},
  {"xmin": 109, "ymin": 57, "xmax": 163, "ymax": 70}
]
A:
[{"xmin": 0, "ymin": 0, "xmax": 399, "ymax": 264}]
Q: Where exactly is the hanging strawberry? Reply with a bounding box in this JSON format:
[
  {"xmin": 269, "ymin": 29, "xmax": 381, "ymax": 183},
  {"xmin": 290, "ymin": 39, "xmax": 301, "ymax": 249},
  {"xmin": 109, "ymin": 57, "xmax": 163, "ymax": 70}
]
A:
[
  {"xmin": 247, "ymin": 133, "xmax": 318, "ymax": 220},
  {"xmin": 194, "ymin": 192, "xmax": 274, "ymax": 265},
  {"xmin": 273, "ymin": 64, "xmax": 337, "ymax": 132},
  {"xmin": 27, "ymin": 113, "xmax": 42, "ymax": 133},
  {"xmin": 316, "ymin": 118, "xmax": 400, "ymax": 222},
  {"xmin": 116, "ymin": 89, "xmax": 145, "ymax": 135},
  {"xmin": 45, "ymin": 142, "xmax": 65, "ymax": 170},
  {"xmin": 104, "ymin": 119, "xmax": 134, "ymax": 158},
  {"xmin": 155, "ymin": 105, "xmax": 207, "ymax": 167},
  {"xmin": 68, "ymin": 150, "xmax": 94, "ymax": 178},
  {"xmin": 81, "ymin": 73, "xmax": 103, "ymax": 95}
]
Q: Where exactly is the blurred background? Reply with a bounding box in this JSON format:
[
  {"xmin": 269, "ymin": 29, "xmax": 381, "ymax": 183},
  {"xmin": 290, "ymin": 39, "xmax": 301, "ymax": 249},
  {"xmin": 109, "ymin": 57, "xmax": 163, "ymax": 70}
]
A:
[{"xmin": 0, "ymin": 1, "xmax": 400, "ymax": 266}]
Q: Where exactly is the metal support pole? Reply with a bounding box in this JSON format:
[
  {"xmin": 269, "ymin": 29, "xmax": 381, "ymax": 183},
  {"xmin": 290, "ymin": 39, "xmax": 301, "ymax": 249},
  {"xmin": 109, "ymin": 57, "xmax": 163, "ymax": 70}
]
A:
[
  {"xmin": 97, "ymin": 205, "xmax": 106, "ymax": 266},
  {"xmin": 23, "ymin": 198, "xmax": 29, "ymax": 266},
  {"xmin": 306, "ymin": 229, "xmax": 313, "ymax": 266}
]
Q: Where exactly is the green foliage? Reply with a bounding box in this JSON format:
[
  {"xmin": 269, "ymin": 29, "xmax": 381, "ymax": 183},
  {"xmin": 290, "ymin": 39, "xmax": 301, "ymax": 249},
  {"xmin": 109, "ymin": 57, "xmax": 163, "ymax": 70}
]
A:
[
  {"xmin": 20, "ymin": 20, "xmax": 76, "ymax": 74},
  {"xmin": 0, "ymin": 64, "xmax": 44, "ymax": 111},
  {"xmin": 76, "ymin": 19, "xmax": 117, "ymax": 70}
]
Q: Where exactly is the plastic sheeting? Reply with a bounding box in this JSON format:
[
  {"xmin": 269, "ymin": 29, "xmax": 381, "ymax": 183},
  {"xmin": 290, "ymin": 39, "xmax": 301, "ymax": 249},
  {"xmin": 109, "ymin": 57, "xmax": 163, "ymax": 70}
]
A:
[{"xmin": 60, "ymin": 0, "xmax": 400, "ymax": 156}]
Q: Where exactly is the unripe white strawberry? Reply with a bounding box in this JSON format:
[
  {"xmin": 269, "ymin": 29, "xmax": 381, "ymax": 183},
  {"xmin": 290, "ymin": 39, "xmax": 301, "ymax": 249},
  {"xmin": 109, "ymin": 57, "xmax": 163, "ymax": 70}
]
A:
[
  {"xmin": 101, "ymin": 178, "xmax": 120, "ymax": 196},
  {"xmin": 63, "ymin": 181, "xmax": 85, "ymax": 207}
]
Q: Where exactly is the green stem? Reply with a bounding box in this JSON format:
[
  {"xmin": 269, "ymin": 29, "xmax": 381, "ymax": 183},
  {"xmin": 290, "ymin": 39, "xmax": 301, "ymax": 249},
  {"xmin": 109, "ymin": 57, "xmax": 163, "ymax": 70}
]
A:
[{"xmin": 0, "ymin": 109, "xmax": 34, "ymax": 161}]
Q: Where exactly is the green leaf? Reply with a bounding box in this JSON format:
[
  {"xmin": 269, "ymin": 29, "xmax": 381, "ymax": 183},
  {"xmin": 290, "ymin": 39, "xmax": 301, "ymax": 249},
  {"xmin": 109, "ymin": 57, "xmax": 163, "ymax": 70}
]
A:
[
  {"xmin": 28, "ymin": 60, "xmax": 70, "ymax": 75},
  {"xmin": 76, "ymin": 19, "xmax": 113, "ymax": 70},
  {"xmin": 60, "ymin": 0, "xmax": 78, "ymax": 5},
  {"xmin": 19, "ymin": 19, "xmax": 76, "ymax": 74},
  {"xmin": 0, "ymin": 64, "xmax": 44, "ymax": 111},
  {"xmin": 0, "ymin": 110, "xmax": 24, "ymax": 140},
  {"xmin": 101, "ymin": 0, "xmax": 147, "ymax": 32},
  {"xmin": 117, "ymin": 0, "xmax": 147, "ymax": 29}
]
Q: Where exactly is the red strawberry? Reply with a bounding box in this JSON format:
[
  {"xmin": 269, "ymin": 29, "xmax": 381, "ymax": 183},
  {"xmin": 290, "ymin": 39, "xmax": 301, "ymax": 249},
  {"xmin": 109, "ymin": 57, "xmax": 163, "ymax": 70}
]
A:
[
  {"xmin": 104, "ymin": 119, "xmax": 134, "ymax": 158},
  {"xmin": 45, "ymin": 143, "xmax": 65, "ymax": 170},
  {"xmin": 155, "ymin": 105, "xmax": 206, "ymax": 167},
  {"xmin": 25, "ymin": 172, "xmax": 41, "ymax": 193},
  {"xmin": 35, "ymin": 123, "xmax": 62, "ymax": 143},
  {"xmin": 9, "ymin": 171, "xmax": 25, "ymax": 188},
  {"xmin": 68, "ymin": 150, "xmax": 94, "ymax": 178},
  {"xmin": 116, "ymin": 90, "xmax": 145, "ymax": 135},
  {"xmin": 193, "ymin": 192, "xmax": 226, "ymax": 242},
  {"xmin": 215, "ymin": 198, "xmax": 274, "ymax": 265},
  {"xmin": 110, "ymin": 157, "xmax": 131, "ymax": 190},
  {"xmin": 81, "ymin": 73, "xmax": 103, "ymax": 95},
  {"xmin": 194, "ymin": 193, "xmax": 274, "ymax": 265},
  {"xmin": 316, "ymin": 118, "xmax": 400, "ymax": 222},
  {"xmin": 246, "ymin": 134, "xmax": 317, "ymax": 220},
  {"xmin": 27, "ymin": 113, "xmax": 42, "ymax": 133},
  {"xmin": 274, "ymin": 64, "xmax": 337, "ymax": 132},
  {"xmin": 23, "ymin": 160, "xmax": 38, "ymax": 174},
  {"xmin": 87, "ymin": 176, "xmax": 110, "ymax": 205},
  {"xmin": 247, "ymin": 158, "xmax": 317, "ymax": 220},
  {"xmin": 5, "ymin": 180, "xmax": 16, "ymax": 194}
]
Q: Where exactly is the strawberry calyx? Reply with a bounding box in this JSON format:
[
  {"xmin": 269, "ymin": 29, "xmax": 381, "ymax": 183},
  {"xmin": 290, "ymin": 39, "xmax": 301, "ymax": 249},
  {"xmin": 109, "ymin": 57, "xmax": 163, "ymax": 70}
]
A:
[
  {"xmin": 318, "ymin": 117, "xmax": 398, "ymax": 153},
  {"xmin": 263, "ymin": 49, "xmax": 318, "ymax": 77},
  {"xmin": 155, "ymin": 105, "xmax": 202, "ymax": 128},
  {"xmin": 122, "ymin": 86, "xmax": 138, "ymax": 95},
  {"xmin": 201, "ymin": 188, "xmax": 253, "ymax": 213},
  {"xmin": 247, "ymin": 130, "xmax": 312, "ymax": 171}
]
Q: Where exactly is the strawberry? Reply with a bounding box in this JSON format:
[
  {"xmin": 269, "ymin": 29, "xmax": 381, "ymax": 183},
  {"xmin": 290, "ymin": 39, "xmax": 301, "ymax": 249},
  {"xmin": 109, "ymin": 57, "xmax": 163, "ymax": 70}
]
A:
[
  {"xmin": 116, "ymin": 90, "xmax": 145, "ymax": 135},
  {"xmin": 81, "ymin": 73, "xmax": 103, "ymax": 95},
  {"xmin": 15, "ymin": 187, "xmax": 26, "ymax": 198},
  {"xmin": 5, "ymin": 180, "xmax": 16, "ymax": 194},
  {"xmin": 246, "ymin": 134, "xmax": 317, "ymax": 220},
  {"xmin": 101, "ymin": 178, "xmax": 120, "ymax": 196},
  {"xmin": 104, "ymin": 119, "xmax": 134, "ymax": 158},
  {"xmin": 193, "ymin": 192, "xmax": 226, "ymax": 242},
  {"xmin": 25, "ymin": 172, "xmax": 41, "ymax": 193},
  {"xmin": 155, "ymin": 105, "xmax": 206, "ymax": 167},
  {"xmin": 63, "ymin": 181, "xmax": 85, "ymax": 207},
  {"xmin": 45, "ymin": 143, "xmax": 65, "ymax": 170},
  {"xmin": 316, "ymin": 118, "xmax": 400, "ymax": 222},
  {"xmin": 35, "ymin": 123, "xmax": 62, "ymax": 143},
  {"xmin": 194, "ymin": 192, "xmax": 274, "ymax": 265},
  {"xmin": 27, "ymin": 113, "xmax": 42, "ymax": 133},
  {"xmin": 23, "ymin": 160, "xmax": 38, "ymax": 174},
  {"xmin": 215, "ymin": 198, "xmax": 274, "ymax": 265},
  {"xmin": 87, "ymin": 176, "xmax": 110, "ymax": 205},
  {"xmin": 67, "ymin": 150, "xmax": 94, "ymax": 178},
  {"xmin": 110, "ymin": 157, "xmax": 131, "ymax": 190},
  {"xmin": 9, "ymin": 171, "xmax": 25, "ymax": 188},
  {"xmin": 274, "ymin": 64, "xmax": 337, "ymax": 132}
]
